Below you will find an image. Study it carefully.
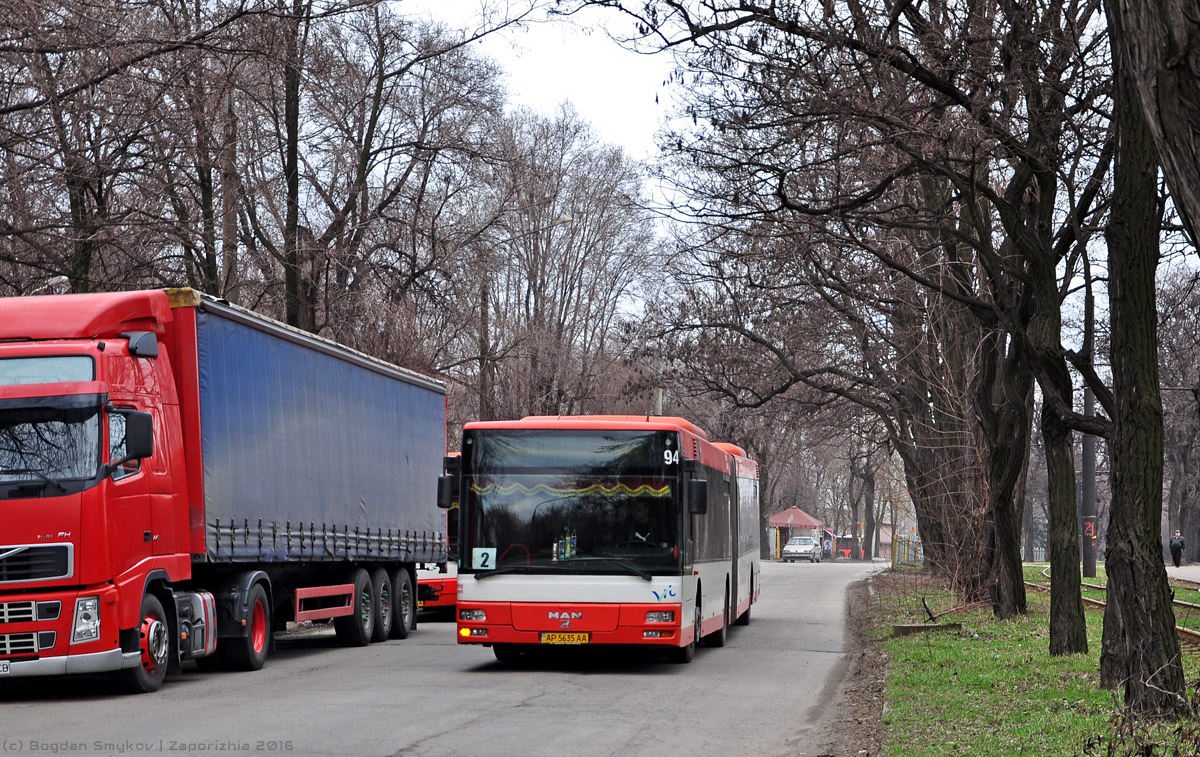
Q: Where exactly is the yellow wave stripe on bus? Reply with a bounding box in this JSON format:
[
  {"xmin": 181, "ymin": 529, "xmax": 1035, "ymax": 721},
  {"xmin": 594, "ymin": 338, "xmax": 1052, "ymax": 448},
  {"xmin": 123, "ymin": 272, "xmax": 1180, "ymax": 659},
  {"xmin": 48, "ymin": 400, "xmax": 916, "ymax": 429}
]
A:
[{"xmin": 469, "ymin": 482, "xmax": 671, "ymax": 498}]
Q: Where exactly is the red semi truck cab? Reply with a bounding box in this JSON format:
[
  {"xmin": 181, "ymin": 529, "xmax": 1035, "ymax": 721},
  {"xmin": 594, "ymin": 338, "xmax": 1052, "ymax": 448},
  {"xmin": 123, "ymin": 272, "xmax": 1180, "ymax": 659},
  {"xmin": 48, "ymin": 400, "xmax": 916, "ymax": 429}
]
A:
[{"xmin": 0, "ymin": 290, "xmax": 196, "ymax": 680}]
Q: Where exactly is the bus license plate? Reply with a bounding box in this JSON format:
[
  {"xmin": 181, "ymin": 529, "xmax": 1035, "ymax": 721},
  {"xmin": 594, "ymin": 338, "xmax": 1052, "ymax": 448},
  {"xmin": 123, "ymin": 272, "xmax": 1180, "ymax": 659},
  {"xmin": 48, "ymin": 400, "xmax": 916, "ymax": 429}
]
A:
[
  {"xmin": 418, "ymin": 600, "xmax": 426, "ymax": 609},
  {"xmin": 0, "ymin": 661, "xmax": 9, "ymax": 675},
  {"xmin": 540, "ymin": 632, "xmax": 589, "ymax": 645}
]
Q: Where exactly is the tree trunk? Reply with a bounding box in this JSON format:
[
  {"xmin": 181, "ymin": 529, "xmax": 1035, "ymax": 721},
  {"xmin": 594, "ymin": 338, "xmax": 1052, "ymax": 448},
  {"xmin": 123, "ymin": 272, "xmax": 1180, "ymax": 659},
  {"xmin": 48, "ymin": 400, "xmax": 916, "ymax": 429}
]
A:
[
  {"xmin": 283, "ymin": 1, "xmax": 304, "ymax": 329},
  {"xmin": 1109, "ymin": 0, "xmax": 1200, "ymax": 244},
  {"xmin": 1099, "ymin": 24, "xmax": 1186, "ymax": 714},
  {"xmin": 978, "ymin": 331, "xmax": 1031, "ymax": 619},
  {"xmin": 1043, "ymin": 397, "xmax": 1088, "ymax": 654}
]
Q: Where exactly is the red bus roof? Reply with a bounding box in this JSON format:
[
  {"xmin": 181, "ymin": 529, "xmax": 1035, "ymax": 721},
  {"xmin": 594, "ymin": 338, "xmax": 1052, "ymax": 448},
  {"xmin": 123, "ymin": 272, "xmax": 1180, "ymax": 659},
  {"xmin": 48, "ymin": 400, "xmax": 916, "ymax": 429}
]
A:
[{"xmin": 512, "ymin": 415, "xmax": 709, "ymax": 439}]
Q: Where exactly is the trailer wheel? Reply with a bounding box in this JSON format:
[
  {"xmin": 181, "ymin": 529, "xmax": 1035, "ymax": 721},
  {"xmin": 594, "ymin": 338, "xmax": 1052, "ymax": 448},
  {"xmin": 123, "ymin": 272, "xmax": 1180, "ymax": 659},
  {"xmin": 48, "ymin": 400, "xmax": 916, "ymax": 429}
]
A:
[
  {"xmin": 369, "ymin": 568, "xmax": 392, "ymax": 643},
  {"xmin": 224, "ymin": 583, "xmax": 271, "ymax": 671},
  {"xmin": 334, "ymin": 568, "xmax": 374, "ymax": 647},
  {"xmin": 389, "ymin": 568, "xmax": 416, "ymax": 640},
  {"xmin": 117, "ymin": 593, "xmax": 171, "ymax": 693}
]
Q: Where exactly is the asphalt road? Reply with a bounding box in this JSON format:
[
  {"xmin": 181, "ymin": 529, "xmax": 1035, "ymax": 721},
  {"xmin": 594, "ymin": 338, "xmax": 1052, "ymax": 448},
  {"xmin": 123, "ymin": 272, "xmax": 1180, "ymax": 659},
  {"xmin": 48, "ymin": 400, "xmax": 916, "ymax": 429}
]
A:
[{"xmin": 0, "ymin": 560, "xmax": 882, "ymax": 757}]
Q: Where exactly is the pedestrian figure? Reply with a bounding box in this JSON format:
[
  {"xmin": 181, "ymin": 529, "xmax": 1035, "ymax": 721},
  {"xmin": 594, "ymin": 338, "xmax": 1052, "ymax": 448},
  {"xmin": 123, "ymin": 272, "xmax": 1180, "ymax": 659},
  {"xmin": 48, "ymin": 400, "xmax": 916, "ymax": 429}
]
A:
[{"xmin": 1170, "ymin": 530, "xmax": 1185, "ymax": 568}]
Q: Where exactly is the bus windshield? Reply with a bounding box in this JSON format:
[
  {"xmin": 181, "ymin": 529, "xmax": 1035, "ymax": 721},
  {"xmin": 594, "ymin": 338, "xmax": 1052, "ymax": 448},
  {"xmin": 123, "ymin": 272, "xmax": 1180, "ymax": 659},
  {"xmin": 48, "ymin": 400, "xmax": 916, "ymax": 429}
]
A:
[{"xmin": 461, "ymin": 429, "xmax": 682, "ymax": 575}]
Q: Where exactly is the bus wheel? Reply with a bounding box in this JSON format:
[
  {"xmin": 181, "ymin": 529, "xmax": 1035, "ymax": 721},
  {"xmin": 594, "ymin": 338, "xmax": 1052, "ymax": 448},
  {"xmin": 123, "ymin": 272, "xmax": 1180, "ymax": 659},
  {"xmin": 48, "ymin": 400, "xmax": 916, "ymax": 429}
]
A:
[
  {"xmin": 707, "ymin": 588, "xmax": 729, "ymax": 648},
  {"xmin": 370, "ymin": 568, "xmax": 393, "ymax": 643},
  {"xmin": 225, "ymin": 583, "xmax": 271, "ymax": 671},
  {"xmin": 334, "ymin": 568, "xmax": 375, "ymax": 647},
  {"xmin": 118, "ymin": 593, "xmax": 171, "ymax": 693},
  {"xmin": 493, "ymin": 644, "xmax": 521, "ymax": 662},
  {"xmin": 735, "ymin": 579, "xmax": 753, "ymax": 626},
  {"xmin": 670, "ymin": 604, "xmax": 699, "ymax": 664},
  {"xmin": 389, "ymin": 568, "xmax": 416, "ymax": 640}
]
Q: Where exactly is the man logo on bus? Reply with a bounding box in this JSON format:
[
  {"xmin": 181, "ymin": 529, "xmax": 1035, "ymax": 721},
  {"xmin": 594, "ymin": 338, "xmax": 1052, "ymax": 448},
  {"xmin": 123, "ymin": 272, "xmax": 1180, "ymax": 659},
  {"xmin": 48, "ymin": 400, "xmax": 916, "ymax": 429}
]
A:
[{"xmin": 549, "ymin": 610, "xmax": 583, "ymax": 629}]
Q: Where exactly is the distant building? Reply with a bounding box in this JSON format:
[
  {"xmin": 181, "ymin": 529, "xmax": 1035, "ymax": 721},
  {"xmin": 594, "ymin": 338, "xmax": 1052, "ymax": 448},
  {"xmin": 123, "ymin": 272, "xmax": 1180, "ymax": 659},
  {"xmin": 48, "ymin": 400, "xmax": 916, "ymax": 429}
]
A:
[{"xmin": 767, "ymin": 507, "xmax": 823, "ymax": 559}]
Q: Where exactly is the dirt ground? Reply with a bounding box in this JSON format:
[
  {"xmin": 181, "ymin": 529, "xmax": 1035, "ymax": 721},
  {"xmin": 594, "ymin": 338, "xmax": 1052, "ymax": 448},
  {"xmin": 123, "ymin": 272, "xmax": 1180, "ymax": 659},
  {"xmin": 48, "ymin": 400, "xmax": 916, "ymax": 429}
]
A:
[{"xmin": 810, "ymin": 576, "xmax": 889, "ymax": 757}]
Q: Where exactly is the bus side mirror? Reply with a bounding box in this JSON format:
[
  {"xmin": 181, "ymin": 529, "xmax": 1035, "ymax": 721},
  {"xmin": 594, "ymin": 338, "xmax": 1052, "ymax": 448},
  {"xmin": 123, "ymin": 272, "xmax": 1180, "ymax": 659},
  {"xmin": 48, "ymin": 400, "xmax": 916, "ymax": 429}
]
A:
[
  {"xmin": 688, "ymin": 479, "xmax": 708, "ymax": 515},
  {"xmin": 437, "ymin": 475, "xmax": 459, "ymax": 510}
]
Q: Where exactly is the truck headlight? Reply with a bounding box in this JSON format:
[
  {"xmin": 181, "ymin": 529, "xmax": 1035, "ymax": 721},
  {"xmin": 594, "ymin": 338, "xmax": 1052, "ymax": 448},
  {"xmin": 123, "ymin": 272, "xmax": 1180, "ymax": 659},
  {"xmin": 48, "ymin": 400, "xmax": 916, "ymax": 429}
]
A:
[
  {"xmin": 72, "ymin": 596, "xmax": 101, "ymax": 643},
  {"xmin": 646, "ymin": 611, "xmax": 675, "ymax": 623}
]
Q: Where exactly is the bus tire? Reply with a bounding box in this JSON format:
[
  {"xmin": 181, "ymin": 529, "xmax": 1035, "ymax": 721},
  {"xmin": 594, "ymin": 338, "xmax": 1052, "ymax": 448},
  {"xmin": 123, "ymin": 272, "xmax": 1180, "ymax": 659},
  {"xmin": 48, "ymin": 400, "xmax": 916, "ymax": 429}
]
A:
[
  {"xmin": 369, "ymin": 568, "xmax": 393, "ymax": 643},
  {"xmin": 224, "ymin": 583, "xmax": 271, "ymax": 671},
  {"xmin": 707, "ymin": 586, "xmax": 729, "ymax": 648},
  {"xmin": 493, "ymin": 644, "xmax": 521, "ymax": 662},
  {"xmin": 389, "ymin": 567, "xmax": 416, "ymax": 640},
  {"xmin": 670, "ymin": 603, "xmax": 700, "ymax": 664},
  {"xmin": 334, "ymin": 568, "xmax": 374, "ymax": 647},
  {"xmin": 735, "ymin": 578, "xmax": 753, "ymax": 626}
]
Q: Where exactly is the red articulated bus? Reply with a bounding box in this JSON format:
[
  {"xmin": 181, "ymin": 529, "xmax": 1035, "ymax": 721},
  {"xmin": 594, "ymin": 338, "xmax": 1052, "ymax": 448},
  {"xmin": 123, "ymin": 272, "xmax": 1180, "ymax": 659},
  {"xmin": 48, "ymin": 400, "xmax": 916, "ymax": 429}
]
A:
[{"xmin": 438, "ymin": 415, "xmax": 760, "ymax": 663}]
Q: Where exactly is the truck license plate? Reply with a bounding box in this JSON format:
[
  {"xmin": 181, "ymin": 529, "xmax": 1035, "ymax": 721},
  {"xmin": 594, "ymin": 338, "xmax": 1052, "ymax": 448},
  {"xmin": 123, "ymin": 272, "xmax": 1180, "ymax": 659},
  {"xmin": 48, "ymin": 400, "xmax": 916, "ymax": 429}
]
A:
[
  {"xmin": 539, "ymin": 632, "xmax": 589, "ymax": 645},
  {"xmin": 0, "ymin": 661, "xmax": 9, "ymax": 675}
]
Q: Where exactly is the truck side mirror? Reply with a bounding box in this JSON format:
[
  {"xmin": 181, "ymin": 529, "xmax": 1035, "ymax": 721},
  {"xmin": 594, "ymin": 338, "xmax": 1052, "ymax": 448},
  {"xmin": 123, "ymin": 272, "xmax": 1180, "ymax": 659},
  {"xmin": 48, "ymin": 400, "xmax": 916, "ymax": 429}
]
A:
[
  {"xmin": 124, "ymin": 411, "xmax": 154, "ymax": 460},
  {"xmin": 120, "ymin": 331, "xmax": 159, "ymax": 358},
  {"xmin": 437, "ymin": 475, "xmax": 459, "ymax": 510},
  {"xmin": 688, "ymin": 479, "xmax": 708, "ymax": 515}
]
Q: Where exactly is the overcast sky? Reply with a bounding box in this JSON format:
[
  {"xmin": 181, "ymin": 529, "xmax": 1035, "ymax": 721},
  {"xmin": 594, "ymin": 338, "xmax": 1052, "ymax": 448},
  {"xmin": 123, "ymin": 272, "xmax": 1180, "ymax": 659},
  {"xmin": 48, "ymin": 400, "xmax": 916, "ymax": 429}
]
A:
[{"xmin": 404, "ymin": 2, "xmax": 677, "ymax": 161}]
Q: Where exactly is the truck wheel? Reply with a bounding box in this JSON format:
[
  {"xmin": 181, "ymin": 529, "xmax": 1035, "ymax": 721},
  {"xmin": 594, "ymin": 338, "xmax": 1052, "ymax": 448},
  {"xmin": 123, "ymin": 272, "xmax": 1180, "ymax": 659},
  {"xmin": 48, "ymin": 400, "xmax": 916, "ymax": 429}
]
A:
[
  {"xmin": 224, "ymin": 583, "xmax": 271, "ymax": 671},
  {"xmin": 334, "ymin": 568, "xmax": 374, "ymax": 647},
  {"xmin": 117, "ymin": 593, "xmax": 171, "ymax": 694},
  {"xmin": 389, "ymin": 568, "xmax": 416, "ymax": 640},
  {"xmin": 369, "ymin": 568, "xmax": 392, "ymax": 643}
]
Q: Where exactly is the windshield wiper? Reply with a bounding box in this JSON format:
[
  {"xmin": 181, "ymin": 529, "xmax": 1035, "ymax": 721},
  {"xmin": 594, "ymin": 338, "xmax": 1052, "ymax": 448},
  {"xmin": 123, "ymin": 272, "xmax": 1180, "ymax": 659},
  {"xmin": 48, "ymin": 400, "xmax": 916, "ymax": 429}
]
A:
[
  {"xmin": 1, "ymin": 468, "xmax": 67, "ymax": 494},
  {"xmin": 566, "ymin": 556, "xmax": 653, "ymax": 581},
  {"xmin": 473, "ymin": 564, "xmax": 572, "ymax": 581}
]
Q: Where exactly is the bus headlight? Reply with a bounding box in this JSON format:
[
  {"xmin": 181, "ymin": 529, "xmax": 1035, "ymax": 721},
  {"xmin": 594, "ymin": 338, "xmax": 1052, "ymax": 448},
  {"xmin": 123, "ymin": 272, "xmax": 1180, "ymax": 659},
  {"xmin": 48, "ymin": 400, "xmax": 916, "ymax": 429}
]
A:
[
  {"xmin": 72, "ymin": 596, "xmax": 101, "ymax": 643},
  {"xmin": 460, "ymin": 609, "xmax": 486, "ymax": 621},
  {"xmin": 645, "ymin": 611, "xmax": 675, "ymax": 623}
]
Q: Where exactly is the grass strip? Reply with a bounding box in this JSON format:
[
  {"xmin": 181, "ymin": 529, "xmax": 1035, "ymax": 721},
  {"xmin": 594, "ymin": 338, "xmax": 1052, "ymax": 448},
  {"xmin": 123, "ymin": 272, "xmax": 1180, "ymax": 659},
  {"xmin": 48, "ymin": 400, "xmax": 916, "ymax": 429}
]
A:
[{"xmin": 874, "ymin": 569, "xmax": 1200, "ymax": 756}]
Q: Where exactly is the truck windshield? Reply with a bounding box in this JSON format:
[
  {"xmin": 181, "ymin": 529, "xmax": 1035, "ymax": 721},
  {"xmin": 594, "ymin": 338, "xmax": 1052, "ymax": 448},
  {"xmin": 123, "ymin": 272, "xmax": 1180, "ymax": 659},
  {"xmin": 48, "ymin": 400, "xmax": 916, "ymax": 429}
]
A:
[
  {"xmin": 460, "ymin": 430, "xmax": 682, "ymax": 576},
  {"xmin": 0, "ymin": 405, "xmax": 101, "ymax": 487}
]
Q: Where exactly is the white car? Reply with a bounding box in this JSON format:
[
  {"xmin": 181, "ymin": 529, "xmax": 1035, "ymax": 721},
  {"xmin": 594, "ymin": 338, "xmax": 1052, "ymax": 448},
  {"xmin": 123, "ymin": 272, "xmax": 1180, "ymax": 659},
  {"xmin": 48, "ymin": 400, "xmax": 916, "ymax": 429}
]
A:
[{"xmin": 783, "ymin": 536, "xmax": 821, "ymax": 563}]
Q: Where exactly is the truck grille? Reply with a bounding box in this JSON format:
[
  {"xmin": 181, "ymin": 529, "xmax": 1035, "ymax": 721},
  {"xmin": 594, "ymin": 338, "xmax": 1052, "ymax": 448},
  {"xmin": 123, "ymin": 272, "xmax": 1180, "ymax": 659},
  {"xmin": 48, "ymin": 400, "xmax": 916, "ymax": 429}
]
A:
[
  {"xmin": 0, "ymin": 632, "xmax": 37, "ymax": 656},
  {"xmin": 0, "ymin": 545, "xmax": 72, "ymax": 583},
  {"xmin": 0, "ymin": 601, "xmax": 35, "ymax": 623}
]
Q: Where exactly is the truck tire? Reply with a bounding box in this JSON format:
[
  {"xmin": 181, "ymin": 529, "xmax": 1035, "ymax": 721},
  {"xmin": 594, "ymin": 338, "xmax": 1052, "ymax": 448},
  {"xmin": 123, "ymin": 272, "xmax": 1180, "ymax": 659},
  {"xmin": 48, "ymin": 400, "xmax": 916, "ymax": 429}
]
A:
[
  {"xmin": 389, "ymin": 567, "xmax": 416, "ymax": 640},
  {"xmin": 224, "ymin": 583, "xmax": 271, "ymax": 671},
  {"xmin": 334, "ymin": 568, "xmax": 374, "ymax": 647},
  {"xmin": 117, "ymin": 593, "xmax": 171, "ymax": 694},
  {"xmin": 369, "ymin": 568, "xmax": 392, "ymax": 643}
]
